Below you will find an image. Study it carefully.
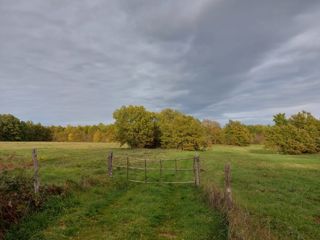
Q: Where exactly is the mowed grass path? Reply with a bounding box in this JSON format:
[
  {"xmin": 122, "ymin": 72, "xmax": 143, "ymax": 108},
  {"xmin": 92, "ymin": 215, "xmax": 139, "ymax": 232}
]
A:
[{"xmin": 0, "ymin": 142, "xmax": 227, "ymax": 240}]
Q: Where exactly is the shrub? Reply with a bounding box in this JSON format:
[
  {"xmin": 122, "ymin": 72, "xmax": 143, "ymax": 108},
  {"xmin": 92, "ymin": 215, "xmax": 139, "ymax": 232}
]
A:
[
  {"xmin": 0, "ymin": 172, "xmax": 64, "ymax": 238},
  {"xmin": 202, "ymin": 120, "xmax": 224, "ymax": 145},
  {"xmin": 223, "ymin": 120, "xmax": 251, "ymax": 146},
  {"xmin": 265, "ymin": 111, "xmax": 320, "ymax": 154}
]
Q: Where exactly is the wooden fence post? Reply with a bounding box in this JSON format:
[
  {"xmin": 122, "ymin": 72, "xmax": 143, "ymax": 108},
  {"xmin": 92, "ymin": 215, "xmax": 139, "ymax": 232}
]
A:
[
  {"xmin": 193, "ymin": 157, "xmax": 196, "ymax": 184},
  {"xmin": 224, "ymin": 163, "xmax": 233, "ymax": 210},
  {"xmin": 108, "ymin": 151, "xmax": 113, "ymax": 177},
  {"xmin": 194, "ymin": 153, "xmax": 200, "ymax": 186},
  {"xmin": 144, "ymin": 159, "xmax": 147, "ymax": 183},
  {"xmin": 126, "ymin": 157, "xmax": 129, "ymax": 182},
  {"xmin": 32, "ymin": 148, "xmax": 40, "ymax": 194}
]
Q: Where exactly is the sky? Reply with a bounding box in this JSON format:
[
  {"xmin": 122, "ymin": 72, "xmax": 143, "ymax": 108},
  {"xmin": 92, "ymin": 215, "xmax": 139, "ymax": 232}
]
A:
[{"xmin": 1, "ymin": 0, "xmax": 320, "ymax": 125}]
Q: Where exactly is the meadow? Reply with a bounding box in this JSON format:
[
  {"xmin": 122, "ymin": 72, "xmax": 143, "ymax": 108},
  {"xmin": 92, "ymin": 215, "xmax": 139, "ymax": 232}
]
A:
[{"xmin": 0, "ymin": 142, "xmax": 319, "ymax": 239}]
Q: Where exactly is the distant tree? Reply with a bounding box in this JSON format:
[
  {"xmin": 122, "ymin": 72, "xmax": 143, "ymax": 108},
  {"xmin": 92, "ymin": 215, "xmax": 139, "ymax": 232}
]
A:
[
  {"xmin": 0, "ymin": 114, "xmax": 23, "ymax": 141},
  {"xmin": 158, "ymin": 109, "xmax": 207, "ymax": 150},
  {"xmin": 20, "ymin": 121, "xmax": 32, "ymax": 141},
  {"xmin": 265, "ymin": 111, "xmax": 320, "ymax": 154},
  {"xmin": 21, "ymin": 121, "xmax": 52, "ymax": 141},
  {"xmin": 113, "ymin": 105, "xmax": 159, "ymax": 148},
  {"xmin": 223, "ymin": 120, "xmax": 251, "ymax": 146},
  {"xmin": 246, "ymin": 124, "xmax": 269, "ymax": 144},
  {"xmin": 273, "ymin": 113, "xmax": 288, "ymax": 126},
  {"xmin": 93, "ymin": 130, "xmax": 103, "ymax": 142},
  {"xmin": 66, "ymin": 126, "xmax": 86, "ymax": 142},
  {"xmin": 50, "ymin": 126, "xmax": 68, "ymax": 142},
  {"xmin": 104, "ymin": 124, "xmax": 117, "ymax": 142},
  {"xmin": 202, "ymin": 119, "xmax": 223, "ymax": 145}
]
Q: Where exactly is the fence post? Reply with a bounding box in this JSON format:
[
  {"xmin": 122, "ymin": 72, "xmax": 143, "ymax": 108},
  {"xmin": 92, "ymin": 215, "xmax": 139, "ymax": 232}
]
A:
[
  {"xmin": 193, "ymin": 157, "xmax": 195, "ymax": 184},
  {"xmin": 32, "ymin": 148, "xmax": 40, "ymax": 194},
  {"xmin": 144, "ymin": 159, "xmax": 147, "ymax": 183},
  {"xmin": 126, "ymin": 157, "xmax": 129, "ymax": 182},
  {"xmin": 160, "ymin": 159, "xmax": 163, "ymax": 183},
  {"xmin": 194, "ymin": 153, "xmax": 200, "ymax": 186},
  {"xmin": 224, "ymin": 163, "xmax": 233, "ymax": 210},
  {"xmin": 108, "ymin": 151, "xmax": 113, "ymax": 177}
]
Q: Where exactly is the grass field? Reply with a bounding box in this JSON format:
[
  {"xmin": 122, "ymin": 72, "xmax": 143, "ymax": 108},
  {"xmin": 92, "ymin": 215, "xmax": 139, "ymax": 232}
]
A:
[
  {"xmin": 200, "ymin": 145, "xmax": 320, "ymax": 240},
  {"xmin": 0, "ymin": 142, "xmax": 226, "ymax": 240},
  {"xmin": 1, "ymin": 142, "xmax": 320, "ymax": 239}
]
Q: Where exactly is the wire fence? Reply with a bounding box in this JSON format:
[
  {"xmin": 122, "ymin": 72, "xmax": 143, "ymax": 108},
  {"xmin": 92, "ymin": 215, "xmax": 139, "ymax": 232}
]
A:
[
  {"xmin": 0, "ymin": 148, "xmax": 202, "ymax": 192},
  {"xmin": 109, "ymin": 152, "xmax": 201, "ymax": 185}
]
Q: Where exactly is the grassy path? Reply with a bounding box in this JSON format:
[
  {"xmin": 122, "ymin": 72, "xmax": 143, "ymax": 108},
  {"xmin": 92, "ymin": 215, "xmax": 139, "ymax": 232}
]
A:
[{"xmin": 6, "ymin": 183, "xmax": 227, "ymax": 240}]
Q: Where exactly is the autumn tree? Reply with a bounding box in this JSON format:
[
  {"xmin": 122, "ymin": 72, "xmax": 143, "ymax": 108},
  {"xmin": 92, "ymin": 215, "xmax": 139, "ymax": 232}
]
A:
[
  {"xmin": 202, "ymin": 119, "xmax": 224, "ymax": 145},
  {"xmin": 246, "ymin": 124, "xmax": 269, "ymax": 144},
  {"xmin": 104, "ymin": 124, "xmax": 117, "ymax": 142},
  {"xmin": 223, "ymin": 120, "xmax": 251, "ymax": 146},
  {"xmin": 266, "ymin": 111, "xmax": 320, "ymax": 154},
  {"xmin": 50, "ymin": 126, "xmax": 68, "ymax": 141},
  {"xmin": 93, "ymin": 130, "xmax": 103, "ymax": 142},
  {"xmin": 113, "ymin": 105, "xmax": 159, "ymax": 148},
  {"xmin": 158, "ymin": 109, "xmax": 207, "ymax": 150}
]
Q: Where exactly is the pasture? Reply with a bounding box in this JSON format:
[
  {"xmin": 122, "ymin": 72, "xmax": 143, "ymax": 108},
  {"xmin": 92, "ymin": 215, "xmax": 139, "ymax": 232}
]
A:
[{"xmin": 0, "ymin": 142, "xmax": 319, "ymax": 239}]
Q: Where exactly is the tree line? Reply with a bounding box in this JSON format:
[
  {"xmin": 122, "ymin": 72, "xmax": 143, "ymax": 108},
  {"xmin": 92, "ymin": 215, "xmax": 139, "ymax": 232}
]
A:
[
  {"xmin": 1, "ymin": 108, "xmax": 319, "ymax": 154},
  {"xmin": 0, "ymin": 114, "xmax": 51, "ymax": 141},
  {"xmin": 113, "ymin": 106, "xmax": 263, "ymax": 150},
  {"xmin": 0, "ymin": 114, "xmax": 115, "ymax": 142}
]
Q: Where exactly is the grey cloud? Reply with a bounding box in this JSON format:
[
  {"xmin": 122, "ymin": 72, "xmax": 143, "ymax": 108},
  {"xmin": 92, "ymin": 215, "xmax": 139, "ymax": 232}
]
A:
[{"xmin": 0, "ymin": 0, "xmax": 320, "ymax": 125}]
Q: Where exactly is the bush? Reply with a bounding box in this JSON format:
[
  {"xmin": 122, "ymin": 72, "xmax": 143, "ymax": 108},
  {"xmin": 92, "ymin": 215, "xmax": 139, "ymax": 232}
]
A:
[
  {"xmin": 265, "ymin": 111, "xmax": 320, "ymax": 154},
  {"xmin": 0, "ymin": 172, "xmax": 64, "ymax": 238},
  {"xmin": 223, "ymin": 120, "xmax": 251, "ymax": 146},
  {"xmin": 202, "ymin": 120, "xmax": 224, "ymax": 145}
]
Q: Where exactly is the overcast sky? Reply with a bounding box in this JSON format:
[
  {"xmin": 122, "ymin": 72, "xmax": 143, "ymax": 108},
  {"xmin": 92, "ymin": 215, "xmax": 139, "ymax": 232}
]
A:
[{"xmin": 1, "ymin": 0, "xmax": 320, "ymax": 125}]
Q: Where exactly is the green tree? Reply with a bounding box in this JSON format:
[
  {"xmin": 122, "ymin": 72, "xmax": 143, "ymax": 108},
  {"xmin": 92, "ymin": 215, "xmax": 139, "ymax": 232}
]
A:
[
  {"xmin": 273, "ymin": 113, "xmax": 288, "ymax": 126},
  {"xmin": 158, "ymin": 109, "xmax": 207, "ymax": 150},
  {"xmin": 21, "ymin": 121, "xmax": 52, "ymax": 141},
  {"xmin": 246, "ymin": 124, "xmax": 269, "ymax": 144},
  {"xmin": 266, "ymin": 111, "xmax": 320, "ymax": 154},
  {"xmin": 223, "ymin": 120, "xmax": 251, "ymax": 146},
  {"xmin": 202, "ymin": 119, "xmax": 224, "ymax": 145},
  {"xmin": 113, "ymin": 105, "xmax": 159, "ymax": 148},
  {"xmin": 0, "ymin": 114, "xmax": 23, "ymax": 141}
]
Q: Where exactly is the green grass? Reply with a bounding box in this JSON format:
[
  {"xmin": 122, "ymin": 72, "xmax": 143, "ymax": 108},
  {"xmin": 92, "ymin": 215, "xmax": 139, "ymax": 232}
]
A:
[
  {"xmin": 200, "ymin": 145, "xmax": 320, "ymax": 240},
  {"xmin": 1, "ymin": 142, "xmax": 319, "ymax": 239},
  {"xmin": 0, "ymin": 142, "xmax": 226, "ymax": 240}
]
